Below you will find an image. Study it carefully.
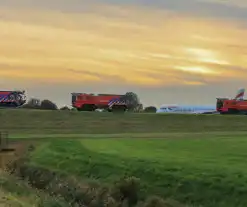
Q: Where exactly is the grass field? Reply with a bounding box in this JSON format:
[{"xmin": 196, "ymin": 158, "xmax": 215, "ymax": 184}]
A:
[
  {"xmin": 1, "ymin": 109, "xmax": 247, "ymax": 136},
  {"xmin": 28, "ymin": 134, "xmax": 247, "ymax": 207},
  {"xmin": 1, "ymin": 109, "xmax": 247, "ymax": 206}
]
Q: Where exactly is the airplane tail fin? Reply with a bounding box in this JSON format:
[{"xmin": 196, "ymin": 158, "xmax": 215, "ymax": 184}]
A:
[{"xmin": 234, "ymin": 88, "xmax": 245, "ymax": 100}]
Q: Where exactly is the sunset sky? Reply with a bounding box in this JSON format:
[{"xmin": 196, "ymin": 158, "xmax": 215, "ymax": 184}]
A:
[{"xmin": 1, "ymin": 0, "xmax": 247, "ymax": 107}]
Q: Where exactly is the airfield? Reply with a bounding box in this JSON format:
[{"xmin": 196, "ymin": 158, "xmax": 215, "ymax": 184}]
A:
[{"xmin": 0, "ymin": 109, "xmax": 247, "ymax": 206}]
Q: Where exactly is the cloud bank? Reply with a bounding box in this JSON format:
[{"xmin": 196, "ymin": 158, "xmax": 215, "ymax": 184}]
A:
[{"xmin": 0, "ymin": 0, "xmax": 247, "ymax": 106}]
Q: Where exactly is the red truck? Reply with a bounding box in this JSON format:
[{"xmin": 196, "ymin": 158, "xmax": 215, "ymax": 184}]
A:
[
  {"xmin": 0, "ymin": 90, "xmax": 26, "ymax": 108},
  {"xmin": 216, "ymin": 88, "xmax": 247, "ymax": 114},
  {"xmin": 71, "ymin": 93, "xmax": 127, "ymax": 112}
]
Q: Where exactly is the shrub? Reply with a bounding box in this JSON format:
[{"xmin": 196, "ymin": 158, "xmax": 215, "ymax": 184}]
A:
[
  {"xmin": 40, "ymin": 100, "xmax": 58, "ymax": 110},
  {"xmin": 144, "ymin": 106, "xmax": 157, "ymax": 113},
  {"xmin": 60, "ymin": 106, "xmax": 70, "ymax": 110},
  {"xmin": 112, "ymin": 176, "xmax": 140, "ymax": 206}
]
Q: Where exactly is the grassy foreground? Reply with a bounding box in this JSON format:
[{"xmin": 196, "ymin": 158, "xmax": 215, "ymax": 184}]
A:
[
  {"xmin": 0, "ymin": 171, "xmax": 68, "ymax": 206},
  {"xmin": 2, "ymin": 109, "xmax": 247, "ymax": 206},
  {"xmin": 0, "ymin": 109, "xmax": 247, "ymax": 136},
  {"xmin": 27, "ymin": 134, "xmax": 247, "ymax": 207}
]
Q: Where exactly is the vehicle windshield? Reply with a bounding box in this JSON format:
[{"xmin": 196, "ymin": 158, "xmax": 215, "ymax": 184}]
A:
[
  {"xmin": 72, "ymin": 95, "xmax": 77, "ymax": 103},
  {"xmin": 216, "ymin": 99, "xmax": 224, "ymax": 109}
]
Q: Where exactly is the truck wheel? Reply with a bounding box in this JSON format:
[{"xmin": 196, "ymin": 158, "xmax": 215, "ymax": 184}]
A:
[
  {"xmin": 111, "ymin": 105, "xmax": 126, "ymax": 113},
  {"xmin": 228, "ymin": 108, "xmax": 239, "ymax": 114},
  {"xmin": 78, "ymin": 104, "xmax": 96, "ymax": 111}
]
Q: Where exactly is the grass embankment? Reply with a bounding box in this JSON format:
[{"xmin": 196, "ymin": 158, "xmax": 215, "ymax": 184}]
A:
[
  {"xmin": 2, "ymin": 109, "xmax": 247, "ymax": 206},
  {"xmin": 0, "ymin": 171, "xmax": 68, "ymax": 206},
  {"xmin": 0, "ymin": 109, "xmax": 247, "ymax": 136},
  {"xmin": 26, "ymin": 135, "xmax": 247, "ymax": 207}
]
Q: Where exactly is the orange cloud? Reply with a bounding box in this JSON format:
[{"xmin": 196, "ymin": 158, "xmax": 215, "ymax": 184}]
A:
[{"xmin": 0, "ymin": 4, "xmax": 247, "ymax": 87}]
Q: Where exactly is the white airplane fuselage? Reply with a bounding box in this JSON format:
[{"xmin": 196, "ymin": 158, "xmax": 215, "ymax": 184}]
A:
[{"xmin": 156, "ymin": 105, "xmax": 217, "ymax": 114}]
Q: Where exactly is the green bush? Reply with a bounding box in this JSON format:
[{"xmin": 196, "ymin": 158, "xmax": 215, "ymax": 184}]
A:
[
  {"xmin": 40, "ymin": 100, "xmax": 58, "ymax": 110},
  {"xmin": 112, "ymin": 176, "xmax": 140, "ymax": 206},
  {"xmin": 144, "ymin": 106, "xmax": 157, "ymax": 113},
  {"xmin": 60, "ymin": 106, "xmax": 70, "ymax": 110}
]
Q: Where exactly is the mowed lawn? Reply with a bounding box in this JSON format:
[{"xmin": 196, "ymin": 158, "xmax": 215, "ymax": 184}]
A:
[{"xmin": 30, "ymin": 134, "xmax": 247, "ymax": 207}]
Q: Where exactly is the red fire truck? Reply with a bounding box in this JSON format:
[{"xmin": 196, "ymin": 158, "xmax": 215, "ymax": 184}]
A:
[
  {"xmin": 71, "ymin": 93, "xmax": 127, "ymax": 112},
  {"xmin": 0, "ymin": 90, "xmax": 26, "ymax": 108},
  {"xmin": 216, "ymin": 88, "xmax": 247, "ymax": 114}
]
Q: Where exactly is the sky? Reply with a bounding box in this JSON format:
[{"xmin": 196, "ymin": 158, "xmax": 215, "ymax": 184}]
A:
[{"xmin": 0, "ymin": 0, "xmax": 247, "ymax": 107}]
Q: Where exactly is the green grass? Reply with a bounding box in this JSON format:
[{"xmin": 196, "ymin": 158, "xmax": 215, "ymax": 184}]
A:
[
  {"xmin": 2, "ymin": 109, "xmax": 247, "ymax": 206},
  {"xmin": 9, "ymin": 131, "xmax": 247, "ymax": 140},
  {"xmin": 1, "ymin": 109, "xmax": 247, "ymax": 136},
  {"xmin": 29, "ymin": 134, "xmax": 247, "ymax": 207}
]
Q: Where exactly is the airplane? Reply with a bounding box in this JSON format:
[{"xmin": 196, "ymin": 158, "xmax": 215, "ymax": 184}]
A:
[
  {"xmin": 156, "ymin": 104, "xmax": 217, "ymax": 114},
  {"xmin": 233, "ymin": 88, "xmax": 245, "ymax": 100},
  {"xmin": 156, "ymin": 88, "xmax": 245, "ymax": 114}
]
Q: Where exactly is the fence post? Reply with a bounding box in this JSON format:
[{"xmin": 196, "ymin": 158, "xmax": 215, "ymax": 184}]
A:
[
  {"xmin": 0, "ymin": 132, "xmax": 2, "ymax": 151},
  {"xmin": 5, "ymin": 132, "xmax": 8, "ymax": 146},
  {"xmin": 0, "ymin": 131, "xmax": 8, "ymax": 151}
]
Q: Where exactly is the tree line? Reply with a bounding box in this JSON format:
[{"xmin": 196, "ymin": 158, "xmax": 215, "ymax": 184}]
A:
[{"xmin": 21, "ymin": 92, "xmax": 157, "ymax": 113}]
